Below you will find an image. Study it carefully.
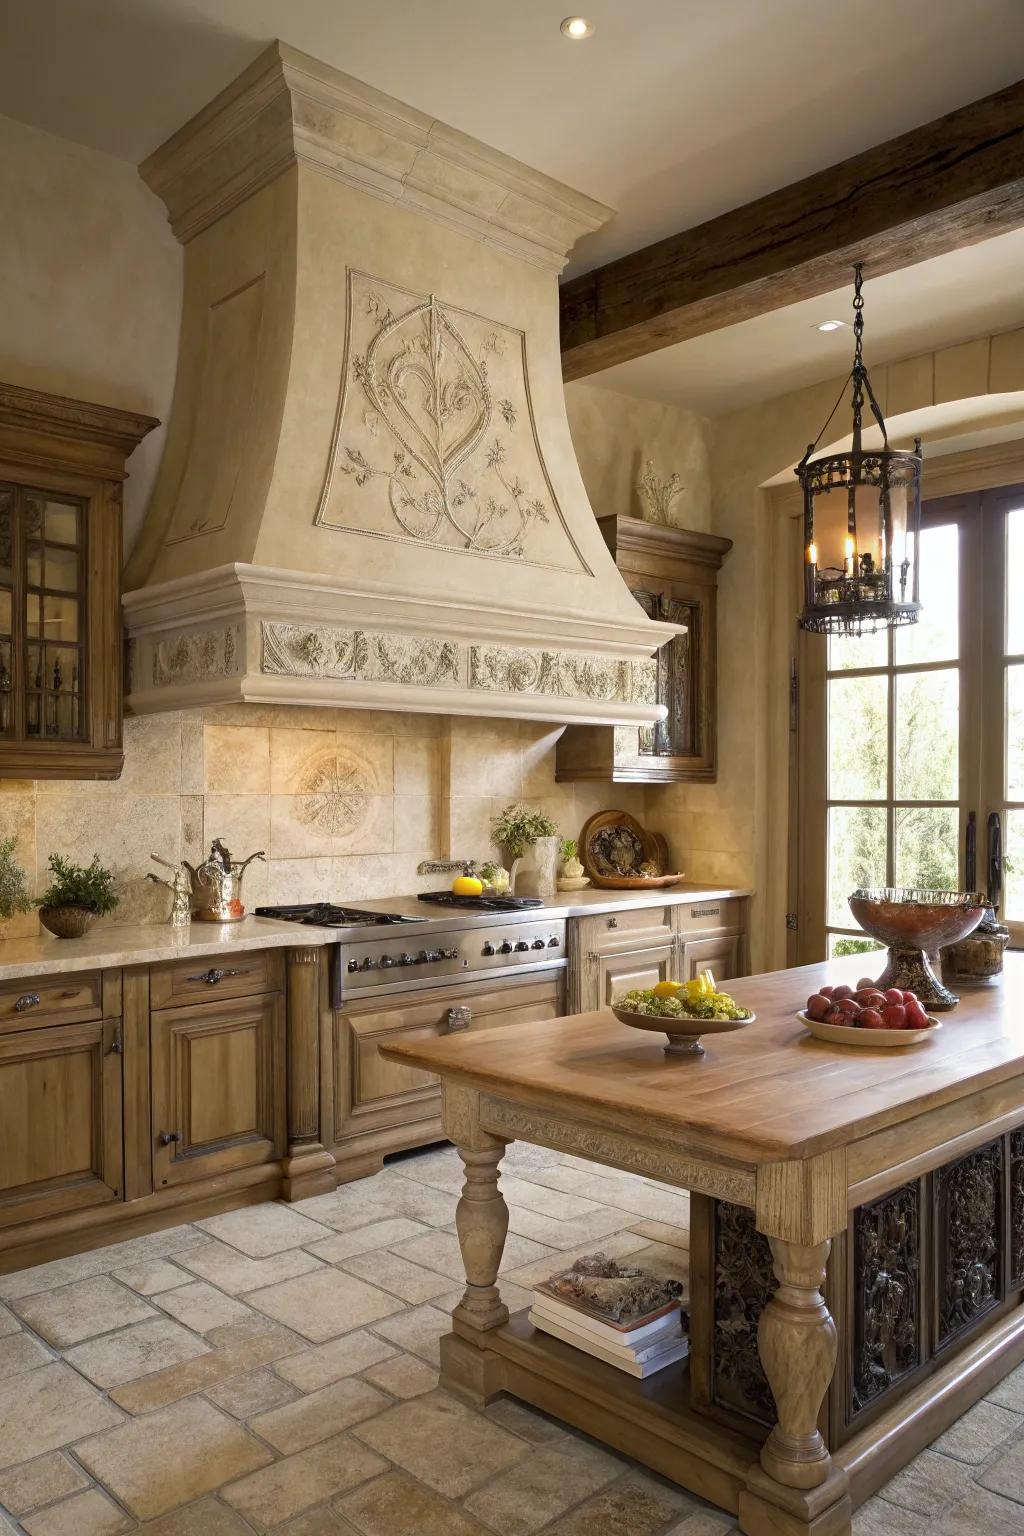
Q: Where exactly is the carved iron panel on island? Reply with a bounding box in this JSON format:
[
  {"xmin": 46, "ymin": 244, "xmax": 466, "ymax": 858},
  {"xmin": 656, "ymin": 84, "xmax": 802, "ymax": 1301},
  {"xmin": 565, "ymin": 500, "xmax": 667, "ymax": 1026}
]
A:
[
  {"xmin": 1011, "ymin": 1129, "xmax": 1024, "ymax": 1290},
  {"xmin": 712, "ymin": 1199, "xmax": 776, "ymax": 1425},
  {"xmin": 851, "ymin": 1182, "xmax": 921, "ymax": 1417},
  {"xmin": 935, "ymin": 1138, "xmax": 1002, "ymax": 1347}
]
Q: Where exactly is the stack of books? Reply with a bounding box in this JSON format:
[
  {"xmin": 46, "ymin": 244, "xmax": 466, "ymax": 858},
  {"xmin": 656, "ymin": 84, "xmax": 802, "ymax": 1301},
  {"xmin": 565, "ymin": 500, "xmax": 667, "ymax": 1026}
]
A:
[{"xmin": 529, "ymin": 1278, "xmax": 688, "ymax": 1378}]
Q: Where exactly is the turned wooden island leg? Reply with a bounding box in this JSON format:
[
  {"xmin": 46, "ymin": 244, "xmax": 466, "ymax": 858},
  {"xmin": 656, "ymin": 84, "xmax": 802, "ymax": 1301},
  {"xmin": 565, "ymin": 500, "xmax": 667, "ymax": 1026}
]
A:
[
  {"xmin": 739, "ymin": 1156, "xmax": 851, "ymax": 1536},
  {"xmin": 439, "ymin": 1084, "xmax": 510, "ymax": 1404}
]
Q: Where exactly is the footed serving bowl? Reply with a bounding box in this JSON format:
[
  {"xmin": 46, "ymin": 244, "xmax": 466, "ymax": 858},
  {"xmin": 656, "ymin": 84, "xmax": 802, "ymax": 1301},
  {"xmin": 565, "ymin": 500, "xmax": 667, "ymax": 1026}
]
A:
[
  {"xmin": 848, "ymin": 887, "xmax": 987, "ymax": 1010},
  {"xmin": 611, "ymin": 1004, "xmax": 755, "ymax": 1058}
]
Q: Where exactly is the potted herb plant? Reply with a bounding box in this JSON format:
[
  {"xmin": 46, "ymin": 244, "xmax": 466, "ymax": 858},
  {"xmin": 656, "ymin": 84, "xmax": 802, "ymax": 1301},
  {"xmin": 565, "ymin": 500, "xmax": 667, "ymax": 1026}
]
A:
[
  {"xmin": 557, "ymin": 837, "xmax": 589, "ymax": 892},
  {"xmin": 37, "ymin": 853, "xmax": 119, "ymax": 939},
  {"xmin": 0, "ymin": 836, "xmax": 33, "ymax": 925},
  {"xmin": 490, "ymin": 803, "xmax": 559, "ymax": 896}
]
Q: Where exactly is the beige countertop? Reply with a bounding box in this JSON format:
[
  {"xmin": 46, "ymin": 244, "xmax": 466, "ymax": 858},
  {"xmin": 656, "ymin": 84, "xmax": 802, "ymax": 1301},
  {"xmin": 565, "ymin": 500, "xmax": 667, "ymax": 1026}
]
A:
[{"xmin": 0, "ymin": 885, "xmax": 751, "ymax": 981}]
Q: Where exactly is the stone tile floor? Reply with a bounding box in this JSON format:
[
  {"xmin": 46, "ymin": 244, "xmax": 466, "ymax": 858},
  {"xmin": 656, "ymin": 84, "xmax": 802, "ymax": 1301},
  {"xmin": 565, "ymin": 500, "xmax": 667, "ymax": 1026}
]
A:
[{"xmin": 0, "ymin": 1142, "xmax": 1022, "ymax": 1534}]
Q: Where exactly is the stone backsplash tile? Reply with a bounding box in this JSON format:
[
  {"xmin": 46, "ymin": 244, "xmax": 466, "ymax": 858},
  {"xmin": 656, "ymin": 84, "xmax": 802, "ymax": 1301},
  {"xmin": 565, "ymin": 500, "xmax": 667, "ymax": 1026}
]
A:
[{"xmin": 204, "ymin": 725, "xmax": 271, "ymax": 794}]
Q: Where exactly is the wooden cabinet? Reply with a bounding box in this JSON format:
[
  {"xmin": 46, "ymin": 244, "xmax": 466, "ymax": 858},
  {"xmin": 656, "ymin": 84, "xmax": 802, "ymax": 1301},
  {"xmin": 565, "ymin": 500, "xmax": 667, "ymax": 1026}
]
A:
[
  {"xmin": 331, "ymin": 973, "xmax": 565, "ymax": 1178},
  {"xmin": 557, "ymin": 516, "xmax": 731, "ymax": 784},
  {"xmin": 151, "ymin": 992, "xmax": 286, "ymax": 1187},
  {"xmin": 0, "ymin": 382, "xmax": 157, "ymax": 780},
  {"xmin": 571, "ymin": 897, "xmax": 748, "ymax": 1012},
  {"xmin": 0, "ymin": 1019, "xmax": 123, "ymax": 1228}
]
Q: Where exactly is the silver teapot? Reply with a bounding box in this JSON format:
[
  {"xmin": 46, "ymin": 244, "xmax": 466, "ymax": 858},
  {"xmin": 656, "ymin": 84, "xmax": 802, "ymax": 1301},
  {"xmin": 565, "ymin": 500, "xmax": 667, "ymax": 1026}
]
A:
[{"xmin": 183, "ymin": 839, "xmax": 265, "ymax": 922}]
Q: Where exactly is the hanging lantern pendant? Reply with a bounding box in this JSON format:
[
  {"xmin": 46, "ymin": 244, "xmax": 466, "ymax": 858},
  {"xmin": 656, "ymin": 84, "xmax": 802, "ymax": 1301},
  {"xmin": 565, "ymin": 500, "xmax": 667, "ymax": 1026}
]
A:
[{"xmin": 797, "ymin": 265, "xmax": 923, "ymax": 636}]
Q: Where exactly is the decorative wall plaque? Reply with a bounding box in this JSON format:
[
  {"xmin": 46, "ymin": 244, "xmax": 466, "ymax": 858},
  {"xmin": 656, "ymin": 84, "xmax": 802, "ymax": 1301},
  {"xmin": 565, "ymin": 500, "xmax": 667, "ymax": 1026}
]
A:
[
  {"xmin": 317, "ymin": 271, "xmax": 588, "ymax": 572},
  {"xmin": 936, "ymin": 1139, "xmax": 1002, "ymax": 1346},
  {"xmin": 712, "ymin": 1200, "xmax": 776, "ymax": 1425},
  {"xmin": 851, "ymin": 1183, "xmax": 920, "ymax": 1416}
]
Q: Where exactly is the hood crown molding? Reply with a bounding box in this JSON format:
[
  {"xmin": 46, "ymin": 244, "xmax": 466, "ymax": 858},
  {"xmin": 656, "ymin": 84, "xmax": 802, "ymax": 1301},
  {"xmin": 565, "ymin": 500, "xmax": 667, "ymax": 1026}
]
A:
[{"xmin": 140, "ymin": 39, "xmax": 610, "ymax": 269}]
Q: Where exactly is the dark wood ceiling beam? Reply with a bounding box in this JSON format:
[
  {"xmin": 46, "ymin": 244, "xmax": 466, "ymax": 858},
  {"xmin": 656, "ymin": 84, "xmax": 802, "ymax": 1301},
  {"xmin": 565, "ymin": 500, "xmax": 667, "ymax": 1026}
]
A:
[{"xmin": 560, "ymin": 78, "xmax": 1024, "ymax": 381}]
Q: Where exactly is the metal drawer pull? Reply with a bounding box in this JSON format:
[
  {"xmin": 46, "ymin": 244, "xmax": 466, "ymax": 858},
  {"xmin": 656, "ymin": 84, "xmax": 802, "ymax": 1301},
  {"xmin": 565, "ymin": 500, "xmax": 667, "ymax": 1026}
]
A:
[
  {"xmin": 14, "ymin": 993, "xmax": 40, "ymax": 1011},
  {"xmin": 607, "ymin": 916, "xmax": 618, "ymax": 929},
  {"xmin": 186, "ymin": 967, "xmax": 248, "ymax": 986},
  {"xmin": 109, "ymin": 1027, "xmax": 123, "ymax": 1056},
  {"xmin": 445, "ymin": 1006, "xmax": 471, "ymax": 1033},
  {"xmin": 159, "ymin": 1130, "xmax": 182, "ymax": 1146}
]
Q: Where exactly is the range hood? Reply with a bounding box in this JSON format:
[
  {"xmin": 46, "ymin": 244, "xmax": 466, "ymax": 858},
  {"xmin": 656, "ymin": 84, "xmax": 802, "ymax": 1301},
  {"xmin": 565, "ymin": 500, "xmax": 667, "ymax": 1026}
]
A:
[{"xmin": 123, "ymin": 42, "xmax": 677, "ymax": 725}]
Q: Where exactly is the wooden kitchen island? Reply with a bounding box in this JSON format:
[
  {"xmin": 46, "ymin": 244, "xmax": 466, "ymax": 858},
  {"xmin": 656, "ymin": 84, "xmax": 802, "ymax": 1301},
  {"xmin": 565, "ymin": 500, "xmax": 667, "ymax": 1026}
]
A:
[{"xmin": 381, "ymin": 953, "xmax": 1024, "ymax": 1536}]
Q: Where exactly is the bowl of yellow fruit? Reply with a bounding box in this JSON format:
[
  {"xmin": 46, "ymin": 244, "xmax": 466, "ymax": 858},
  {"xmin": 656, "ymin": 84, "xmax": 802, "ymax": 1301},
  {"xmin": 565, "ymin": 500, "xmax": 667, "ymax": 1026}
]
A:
[{"xmin": 612, "ymin": 972, "xmax": 755, "ymax": 1057}]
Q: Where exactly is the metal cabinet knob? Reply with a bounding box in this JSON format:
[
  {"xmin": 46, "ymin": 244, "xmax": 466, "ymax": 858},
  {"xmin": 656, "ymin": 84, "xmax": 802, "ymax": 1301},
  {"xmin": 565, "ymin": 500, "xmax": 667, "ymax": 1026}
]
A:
[
  {"xmin": 607, "ymin": 916, "xmax": 619, "ymax": 929},
  {"xmin": 159, "ymin": 1131, "xmax": 182, "ymax": 1146},
  {"xmin": 14, "ymin": 992, "xmax": 40, "ymax": 1011},
  {"xmin": 186, "ymin": 966, "xmax": 245, "ymax": 985}
]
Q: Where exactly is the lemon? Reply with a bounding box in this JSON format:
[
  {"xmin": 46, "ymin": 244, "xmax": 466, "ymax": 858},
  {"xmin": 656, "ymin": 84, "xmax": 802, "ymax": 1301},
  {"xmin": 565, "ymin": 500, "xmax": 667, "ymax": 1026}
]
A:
[
  {"xmin": 651, "ymin": 979, "xmax": 683, "ymax": 999},
  {"xmin": 452, "ymin": 875, "xmax": 484, "ymax": 896}
]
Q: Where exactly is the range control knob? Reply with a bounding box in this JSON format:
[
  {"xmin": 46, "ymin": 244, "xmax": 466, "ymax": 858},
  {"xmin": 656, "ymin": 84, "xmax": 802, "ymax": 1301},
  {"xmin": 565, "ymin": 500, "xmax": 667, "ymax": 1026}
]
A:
[
  {"xmin": 515, "ymin": 940, "xmax": 530, "ymax": 952},
  {"xmin": 348, "ymin": 958, "xmax": 360, "ymax": 972},
  {"xmin": 379, "ymin": 955, "xmax": 394, "ymax": 968},
  {"xmin": 399, "ymin": 953, "xmax": 414, "ymax": 966},
  {"xmin": 547, "ymin": 936, "xmax": 560, "ymax": 947},
  {"xmin": 413, "ymin": 950, "xmax": 429, "ymax": 964},
  {"xmin": 441, "ymin": 948, "xmax": 460, "ymax": 960},
  {"xmin": 425, "ymin": 950, "xmax": 442, "ymax": 963},
  {"xmin": 498, "ymin": 940, "xmax": 514, "ymax": 954},
  {"xmin": 531, "ymin": 938, "xmax": 546, "ymax": 949},
  {"xmin": 482, "ymin": 942, "xmax": 495, "ymax": 956}
]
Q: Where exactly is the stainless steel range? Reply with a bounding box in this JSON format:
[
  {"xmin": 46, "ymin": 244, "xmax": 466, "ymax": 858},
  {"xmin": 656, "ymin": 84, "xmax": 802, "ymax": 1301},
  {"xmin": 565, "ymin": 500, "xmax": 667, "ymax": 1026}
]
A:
[{"xmin": 255, "ymin": 900, "xmax": 566, "ymax": 999}]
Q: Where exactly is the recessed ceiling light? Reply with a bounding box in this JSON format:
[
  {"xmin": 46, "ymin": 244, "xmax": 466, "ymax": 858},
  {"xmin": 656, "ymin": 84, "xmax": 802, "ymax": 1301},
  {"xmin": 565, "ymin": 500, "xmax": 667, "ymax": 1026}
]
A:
[
  {"xmin": 560, "ymin": 16, "xmax": 594, "ymax": 39},
  {"xmin": 814, "ymin": 320, "xmax": 845, "ymax": 333}
]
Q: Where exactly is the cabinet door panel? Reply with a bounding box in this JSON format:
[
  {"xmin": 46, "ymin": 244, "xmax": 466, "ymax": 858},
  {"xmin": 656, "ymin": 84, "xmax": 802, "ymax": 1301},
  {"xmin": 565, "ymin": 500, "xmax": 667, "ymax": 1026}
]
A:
[
  {"xmin": 680, "ymin": 934, "xmax": 741, "ymax": 983},
  {"xmin": 152, "ymin": 994, "xmax": 285, "ymax": 1187},
  {"xmin": 598, "ymin": 944, "xmax": 676, "ymax": 1007},
  {"xmin": 0, "ymin": 1020, "xmax": 122, "ymax": 1226}
]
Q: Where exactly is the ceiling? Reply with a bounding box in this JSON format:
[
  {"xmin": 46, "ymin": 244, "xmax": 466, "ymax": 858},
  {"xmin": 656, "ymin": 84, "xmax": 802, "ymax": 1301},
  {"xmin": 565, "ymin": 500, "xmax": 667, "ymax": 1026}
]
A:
[
  {"xmin": 587, "ymin": 228, "xmax": 1024, "ymax": 416},
  {"xmin": 1, "ymin": 0, "xmax": 1023, "ymax": 281}
]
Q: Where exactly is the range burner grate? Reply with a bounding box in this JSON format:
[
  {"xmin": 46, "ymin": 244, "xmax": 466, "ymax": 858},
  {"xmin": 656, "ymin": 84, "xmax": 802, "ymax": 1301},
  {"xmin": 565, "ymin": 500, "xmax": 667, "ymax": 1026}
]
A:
[{"xmin": 255, "ymin": 903, "xmax": 426, "ymax": 927}]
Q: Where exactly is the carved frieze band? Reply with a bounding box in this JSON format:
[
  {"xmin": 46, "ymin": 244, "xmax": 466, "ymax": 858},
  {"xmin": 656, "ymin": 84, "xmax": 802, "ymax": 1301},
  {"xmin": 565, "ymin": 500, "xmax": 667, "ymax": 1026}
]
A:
[
  {"xmin": 479, "ymin": 1098, "xmax": 756, "ymax": 1205},
  {"xmin": 259, "ymin": 622, "xmax": 656, "ymax": 706},
  {"xmin": 151, "ymin": 625, "xmax": 242, "ymax": 688}
]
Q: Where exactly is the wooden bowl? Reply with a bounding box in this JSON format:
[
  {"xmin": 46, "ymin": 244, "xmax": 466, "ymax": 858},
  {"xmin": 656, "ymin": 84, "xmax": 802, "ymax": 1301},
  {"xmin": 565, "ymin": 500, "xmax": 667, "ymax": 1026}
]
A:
[
  {"xmin": 797, "ymin": 1009, "xmax": 941, "ymax": 1048},
  {"xmin": 589, "ymin": 872, "xmax": 687, "ymax": 890},
  {"xmin": 612, "ymin": 1004, "xmax": 755, "ymax": 1058},
  {"xmin": 38, "ymin": 904, "xmax": 98, "ymax": 940}
]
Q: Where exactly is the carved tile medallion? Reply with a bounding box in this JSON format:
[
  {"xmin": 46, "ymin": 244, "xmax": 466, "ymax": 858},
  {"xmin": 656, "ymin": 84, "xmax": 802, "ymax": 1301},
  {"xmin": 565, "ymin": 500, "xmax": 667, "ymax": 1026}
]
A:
[
  {"xmin": 316, "ymin": 271, "xmax": 588, "ymax": 572},
  {"xmin": 712, "ymin": 1200, "xmax": 776, "ymax": 1426},
  {"xmin": 851, "ymin": 1183, "xmax": 920, "ymax": 1417}
]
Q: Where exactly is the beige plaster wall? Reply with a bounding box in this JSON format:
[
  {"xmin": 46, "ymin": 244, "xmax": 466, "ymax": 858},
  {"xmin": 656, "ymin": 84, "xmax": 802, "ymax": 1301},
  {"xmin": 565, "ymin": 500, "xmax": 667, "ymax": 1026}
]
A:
[
  {"xmin": 0, "ymin": 707, "xmax": 646, "ymax": 937},
  {"xmin": 0, "ymin": 112, "xmax": 182, "ymax": 554},
  {"xmin": 565, "ymin": 381, "xmax": 712, "ymax": 530},
  {"xmin": 645, "ymin": 325, "xmax": 1024, "ymax": 973}
]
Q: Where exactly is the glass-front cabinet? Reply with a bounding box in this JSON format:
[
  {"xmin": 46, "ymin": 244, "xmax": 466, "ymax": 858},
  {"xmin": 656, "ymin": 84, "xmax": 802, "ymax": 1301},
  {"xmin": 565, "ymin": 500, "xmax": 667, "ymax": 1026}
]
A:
[{"xmin": 0, "ymin": 382, "xmax": 157, "ymax": 779}]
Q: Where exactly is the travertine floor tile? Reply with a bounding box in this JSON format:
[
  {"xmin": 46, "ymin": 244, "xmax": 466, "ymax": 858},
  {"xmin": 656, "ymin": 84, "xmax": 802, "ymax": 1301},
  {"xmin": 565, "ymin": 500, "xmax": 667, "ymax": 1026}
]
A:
[
  {"xmin": 544, "ymin": 1471, "xmax": 693, "ymax": 1535},
  {"xmin": 275, "ymin": 1510, "xmax": 351, "ymax": 1536},
  {"xmin": 156, "ymin": 1282, "xmax": 255, "ymax": 1335},
  {"xmin": 931, "ymin": 1399, "xmax": 1023, "ymax": 1463},
  {"xmin": 66, "ymin": 1318, "xmax": 211, "ymax": 1389},
  {"xmin": 110, "ymin": 1316, "xmax": 304, "ymax": 1414},
  {"xmin": 850, "ymin": 1495, "xmax": 931, "ymax": 1534},
  {"xmin": 273, "ymin": 1329, "xmax": 396, "ymax": 1393},
  {"xmin": 369, "ymin": 1304, "xmax": 450, "ymax": 1365},
  {"xmin": 495, "ymin": 1175, "xmax": 608, "ymax": 1220},
  {"xmin": 0, "ymin": 1303, "xmax": 21, "ymax": 1336},
  {"xmin": 463, "ymin": 1435, "xmax": 624, "ymax": 1535},
  {"xmin": 248, "ymin": 1268, "xmax": 402, "ymax": 1342},
  {"xmin": 484, "ymin": 1397, "xmax": 569, "ymax": 1445},
  {"xmin": 290, "ymin": 1191, "xmax": 395, "ymax": 1234},
  {"xmin": 502, "ymin": 1232, "xmax": 651, "ymax": 1288},
  {"xmin": 621, "ymin": 1241, "xmax": 688, "ymax": 1287},
  {"xmin": 134, "ymin": 1496, "xmax": 255, "ymax": 1534},
  {"xmin": 337, "ymin": 1469, "xmax": 491, "ymax": 1535},
  {"xmin": 0, "ymin": 1451, "xmax": 90, "ymax": 1515},
  {"xmin": 0, "ymin": 1228, "xmax": 203, "ymax": 1302},
  {"xmin": 361, "ymin": 1352, "xmax": 439, "ymax": 1399},
  {"xmin": 339, "ymin": 1250, "xmax": 451, "ymax": 1304},
  {"xmin": 352, "ymin": 1390, "xmax": 528, "ymax": 1498},
  {"xmin": 505, "ymin": 1204, "xmax": 634, "ymax": 1250},
  {"xmin": 628, "ymin": 1219, "xmax": 690, "ymax": 1251},
  {"xmin": 664, "ymin": 1510, "xmax": 738, "ymax": 1536},
  {"xmin": 933, "ymin": 1485, "xmax": 1024, "ymax": 1533},
  {"xmin": 306, "ymin": 1219, "xmax": 430, "ymax": 1263},
  {"xmin": 197, "ymin": 1205, "xmax": 333, "ymax": 1257},
  {"xmin": 75, "ymin": 1396, "xmax": 273, "ymax": 1519},
  {"xmin": 0, "ymin": 1330, "xmax": 52, "ymax": 1379},
  {"xmin": 176, "ymin": 1240, "xmax": 324, "ymax": 1295},
  {"xmin": 250, "ymin": 1376, "xmax": 389, "ymax": 1454},
  {"xmin": 0, "ymin": 1362, "xmax": 123, "ymax": 1468},
  {"xmin": 358, "ymin": 1177, "xmax": 458, "ymax": 1229},
  {"xmin": 12, "ymin": 1276, "xmax": 156, "ymax": 1347},
  {"xmin": 987, "ymin": 1362, "xmax": 1024, "ymax": 1413},
  {"xmin": 435, "ymin": 1280, "xmax": 532, "ymax": 1317},
  {"xmin": 883, "ymin": 1450, "xmax": 974, "ymax": 1517},
  {"xmin": 391, "ymin": 1229, "xmax": 552, "ymax": 1281},
  {"xmin": 22, "ymin": 1486, "xmax": 132, "ymax": 1536},
  {"xmin": 112, "ymin": 1259, "xmax": 191, "ymax": 1296},
  {"xmin": 978, "ymin": 1429, "xmax": 1024, "ymax": 1502},
  {"xmin": 206, "ymin": 1366, "xmax": 299, "ymax": 1420},
  {"xmin": 221, "ymin": 1432, "xmax": 387, "ymax": 1530}
]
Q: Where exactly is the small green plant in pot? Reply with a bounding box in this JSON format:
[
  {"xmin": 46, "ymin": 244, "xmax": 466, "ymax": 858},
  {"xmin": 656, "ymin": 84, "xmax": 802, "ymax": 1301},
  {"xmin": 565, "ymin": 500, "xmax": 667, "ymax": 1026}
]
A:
[
  {"xmin": 0, "ymin": 836, "xmax": 32, "ymax": 924},
  {"xmin": 490, "ymin": 803, "xmax": 558, "ymax": 895},
  {"xmin": 37, "ymin": 853, "xmax": 119, "ymax": 939},
  {"xmin": 557, "ymin": 836, "xmax": 589, "ymax": 892}
]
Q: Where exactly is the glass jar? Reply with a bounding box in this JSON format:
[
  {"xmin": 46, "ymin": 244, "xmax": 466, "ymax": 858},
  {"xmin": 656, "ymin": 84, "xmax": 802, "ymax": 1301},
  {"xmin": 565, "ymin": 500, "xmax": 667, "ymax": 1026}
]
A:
[{"xmin": 941, "ymin": 907, "xmax": 1010, "ymax": 981}]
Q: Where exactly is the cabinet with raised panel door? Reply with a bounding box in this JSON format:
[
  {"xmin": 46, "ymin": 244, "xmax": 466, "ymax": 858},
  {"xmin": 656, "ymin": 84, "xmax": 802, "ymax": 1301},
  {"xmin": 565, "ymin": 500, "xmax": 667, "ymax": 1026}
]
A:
[{"xmin": 569, "ymin": 897, "xmax": 748, "ymax": 1012}]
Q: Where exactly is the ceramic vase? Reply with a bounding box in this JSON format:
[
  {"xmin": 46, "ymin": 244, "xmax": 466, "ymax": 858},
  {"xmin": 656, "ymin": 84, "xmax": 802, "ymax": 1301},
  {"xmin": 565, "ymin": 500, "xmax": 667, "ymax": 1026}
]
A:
[{"xmin": 515, "ymin": 836, "xmax": 560, "ymax": 900}]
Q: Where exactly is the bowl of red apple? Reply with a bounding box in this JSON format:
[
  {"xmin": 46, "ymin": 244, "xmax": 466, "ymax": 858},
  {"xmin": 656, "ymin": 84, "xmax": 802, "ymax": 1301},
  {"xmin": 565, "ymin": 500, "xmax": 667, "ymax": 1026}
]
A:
[{"xmin": 798, "ymin": 978, "xmax": 941, "ymax": 1047}]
